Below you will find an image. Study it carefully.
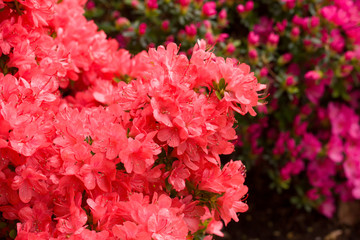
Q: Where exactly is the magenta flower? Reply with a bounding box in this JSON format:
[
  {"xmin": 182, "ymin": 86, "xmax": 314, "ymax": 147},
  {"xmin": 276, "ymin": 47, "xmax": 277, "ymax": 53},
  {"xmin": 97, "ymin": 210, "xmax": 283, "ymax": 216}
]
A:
[
  {"xmin": 179, "ymin": 0, "xmax": 191, "ymax": 7},
  {"xmin": 285, "ymin": 75, "xmax": 295, "ymax": 86},
  {"xmin": 304, "ymin": 70, "xmax": 322, "ymax": 81},
  {"xmin": 276, "ymin": 19, "xmax": 287, "ymax": 34},
  {"xmin": 248, "ymin": 49, "xmax": 258, "ymax": 60},
  {"xmin": 218, "ymin": 9, "xmax": 227, "ymax": 20},
  {"xmin": 202, "ymin": 2, "xmax": 217, "ymax": 17},
  {"xmin": 139, "ymin": 22, "xmax": 147, "ymax": 35},
  {"xmin": 248, "ymin": 31, "xmax": 260, "ymax": 46},
  {"xmin": 245, "ymin": 1, "xmax": 254, "ymax": 11},
  {"xmin": 236, "ymin": 4, "xmax": 245, "ymax": 14},
  {"xmin": 185, "ymin": 24, "xmax": 197, "ymax": 38},
  {"xmin": 267, "ymin": 32, "xmax": 279, "ymax": 46},
  {"xmin": 226, "ymin": 42, "xmax": 236, "ymax": 54},
  {"xmin": 291, "ymin": 26, "xmax": 300, "ymax": 40},
  {"xmin": 161, "ymin": 20, "xmax": 170, "ymax": 31},
  {"xmin": 260, "ymin": 67, "xmax": 268, "ymax": 77},
  {"xmin": 253, "ymin": 17, "xmax": 273, "ymax": 39},
  {"xmin": 146, "ymin": 0, "xmax": 158, "ymax": 10},
  {"xmin": 281, "ymin": 0, "xmax": 296, "ymax": 9}
]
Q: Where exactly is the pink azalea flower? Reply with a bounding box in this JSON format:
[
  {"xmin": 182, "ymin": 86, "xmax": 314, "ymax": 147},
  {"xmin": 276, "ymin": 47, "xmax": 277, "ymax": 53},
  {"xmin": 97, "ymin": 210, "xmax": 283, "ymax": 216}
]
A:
[
  {"xmin": 78, "ymin": 154, "xmax": 116, "ymax": 192},
  {"xmin": 56, "ymin": 191, "xmax": 88, "ymax": 234},
  {"xmin": 168, "ymin": 161, "xmax": 190, "ymax": 191},
  {"xmin": 217, "ymin": 187, "xmax": 248, "ymax": 225},
  {"xmin": 120, "ymin": 132, "xmax": 160, "ymax": 174},
  {"xmin": 11, "ymin": 166, "xmax": 48, "ymax": 203}
]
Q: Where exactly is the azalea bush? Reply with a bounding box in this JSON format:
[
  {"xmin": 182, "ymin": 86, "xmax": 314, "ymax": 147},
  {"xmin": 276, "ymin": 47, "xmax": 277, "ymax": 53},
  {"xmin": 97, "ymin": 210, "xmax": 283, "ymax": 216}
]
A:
[
  {"xmin": 84, "ymin": 0, "xmax": 360, "ymax": 219},
  {"xmin": 233, "ymin": 0, "xmax": 360, "ymax": 218},
  {"xmin": 84, "ymin": 0, "xmax": 242, "ymax": 55},
  {"xmin": 0, "ymin": 0, "xmax": 266, "ymax": 239}
]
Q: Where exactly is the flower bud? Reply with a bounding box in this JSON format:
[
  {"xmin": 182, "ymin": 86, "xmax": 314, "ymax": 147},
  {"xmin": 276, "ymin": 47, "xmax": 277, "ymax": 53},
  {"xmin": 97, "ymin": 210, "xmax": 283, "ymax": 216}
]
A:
[
  {"xmin": 248, "ymin": 31, "xmax": 259, "ymax": 47},
  {"xmin": 245, "ymin": 1, "xmax": 254, "ymax": 11},
  {"xmin": 281, "ymin": 0, "xmax": 296, "ymax": 9},
  {"xmin": 267, "ymin": 32, "xmax": 279, "ymax": 51},
  {"xmin": 305, "ymin": 70, "xmax": 322, "ymax": 81},
  {"xmin": 236, "ymin": 4, "xmax": 245, "ymax": 14},
  {"xmin": 218, "ymin": 9, "xmax": 228, "ymax": 26},
  {"xmin": 146, "ymin": 0, "xmax": 158, "ymax": 10},
  {"xmin": 310, "ymin": 16, "xmax": 320, "ymax": 28},
  {"xmin": 260, "ymin": 67, "xmax": 268, "ymax": 77},
  {"xmin": 267, "ymin": 32, "xmax": 279, "ymax": 45},
  {"xmin": 276, "ymin": 19, "xmax": 287, "ymax": 34},
  {"xmin": 278, "ymin": 53, "xmax": 292, "ymax": 65},
  {"xmin": 217, "ymin": 33, "xmax": 229, "ymax": 43},
  {"xmin": 185, "ymin": 24, "xmax": 197, "ymax": 40},
  {"xmin": 179, "ymin": 0, "xmax": 190, "ymax": 7},
  {"xmin": 205, "ymin": 32, "xmax": 215, "ymax": 45},
  {"xmin": 285, "ymin": 76, "xmax": 295, "ymax": 86},
  {"xmin": 202, "ymin": 2, "xmax": 217, "ymax": 17},
  {"xmin": 249, "ymin": 49, "xmax": 258, "ymax": 64},
  {"xmin": 219, "ymin": 9, "xmax": 227, "ymax": 20},
  {"xmin": 139, "ymin": 23, "xmax": 147, "ymax": 36},
  {"xmin": 290, "ymin": 26, "xmax": 300, "ymax": 41},
  {"xmin": 339, "ymin": 64, "xmax": 353, "ymax": 77},
  {"xmin": 115, "ymin": 17, "xmax": 130, "ymax": 29},
  {"xmin": 225, "ymin": 43, "xmax": 236, "ymax": 55},
  {"xmin": 161, "ymin": 20, "xmax": 170, "ymax": 32},
  {"xmin": 203, "ymin": 20, "xmax": 212, "ymax": 30},
  {"xmin": 131, "ymin": 0, "xmax": 139, "ymax": 8},
  {"xmin": 303, "ymin": 39, "xmax": 313, "ymax": 52},
  {"xmin": 86, "ymin": 1, "xmax": 95, "ymax": 10},
  {"xmin": 345, "ymin": 51, "xmax": 355, "ymax": 61}
]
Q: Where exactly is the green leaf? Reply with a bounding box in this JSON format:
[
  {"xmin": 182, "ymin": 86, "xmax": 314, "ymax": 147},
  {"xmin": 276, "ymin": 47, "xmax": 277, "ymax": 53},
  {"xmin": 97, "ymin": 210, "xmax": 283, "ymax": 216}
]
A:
[
  {"xmin": 215, "ymin": 90, "xmax": 222, "ymax": 100},
  {"xmin": 122, "ymin": 31, "xmax": 135, "ymax": 38},
  {"xmin": 218, "ymin": 78, "xmax": 225, "ymax": 90},
  {"xmin": 212, "ymin": 80, "xmax": 218, "ymax": 90},
  {"xmin": 273, "ymin": 89, "xmax": 284, "ymax": 98},
  {"xmin": 9, "ymin": 229, "xmax": 17, "ymax": 239}
]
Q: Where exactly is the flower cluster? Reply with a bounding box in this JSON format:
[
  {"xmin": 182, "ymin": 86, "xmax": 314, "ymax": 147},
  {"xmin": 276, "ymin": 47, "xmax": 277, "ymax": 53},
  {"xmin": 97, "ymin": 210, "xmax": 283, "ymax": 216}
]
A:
[
  {"xmin": 0, "ymin": 0, "xmax": 264, "ymax": 239},
  {"xmin": 84, "ymin": 0, "xmax": 360, "ymax": 218}
]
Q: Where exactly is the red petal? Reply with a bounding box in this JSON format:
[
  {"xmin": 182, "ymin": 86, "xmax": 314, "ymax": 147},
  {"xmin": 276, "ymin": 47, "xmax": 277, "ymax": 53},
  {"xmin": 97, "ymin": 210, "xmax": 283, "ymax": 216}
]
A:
[{"xmin": 19, "ymin": 183, "xmax": 32, "ymax": 203}]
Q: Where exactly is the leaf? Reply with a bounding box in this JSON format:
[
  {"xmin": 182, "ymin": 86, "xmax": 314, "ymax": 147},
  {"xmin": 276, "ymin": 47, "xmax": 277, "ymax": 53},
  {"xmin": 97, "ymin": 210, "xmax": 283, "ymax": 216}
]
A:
[
  {"xmin": 273, "ymin": 89, "xmax": 284, "ymax": 98},
  {"xmin": 218, "ymin": 78, "xmax": 226, "ymax": 90},
  {"xmin": 215, "ymin": 91, "xmax": 222, "ymax": 100},
  {"xmin": 308, "ymin": 3, "xmax": 317, "ymax": 16},
  {"xmin": 9, "ymin": 229, "xmax": 16, "ymax": 239},
  {"xmin": 212, "ymin": 80, "xmax": 218, "ymax": 90},
  {"xmin": 179, "ymin": 16, "xmax": 185, "ymax": 26},
  {"xmin": 122, "ymin": 31, "xmax": 135, "ymax": 38}
]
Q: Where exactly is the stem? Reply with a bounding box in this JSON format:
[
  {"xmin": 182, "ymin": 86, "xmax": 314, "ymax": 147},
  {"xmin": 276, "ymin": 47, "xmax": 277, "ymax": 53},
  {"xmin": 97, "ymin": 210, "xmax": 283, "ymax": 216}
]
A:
[{"xmin": 14, "ymin": 0, "xmax": 23, "ymax": 15}]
